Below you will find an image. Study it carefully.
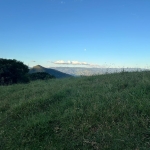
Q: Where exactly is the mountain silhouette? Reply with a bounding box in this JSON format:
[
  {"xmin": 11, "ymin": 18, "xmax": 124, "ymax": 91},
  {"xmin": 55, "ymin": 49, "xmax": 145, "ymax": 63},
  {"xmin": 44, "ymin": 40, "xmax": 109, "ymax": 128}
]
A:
[{"xmin": 30, "ymin": 65, "xmax": 72, "ymax": 78}]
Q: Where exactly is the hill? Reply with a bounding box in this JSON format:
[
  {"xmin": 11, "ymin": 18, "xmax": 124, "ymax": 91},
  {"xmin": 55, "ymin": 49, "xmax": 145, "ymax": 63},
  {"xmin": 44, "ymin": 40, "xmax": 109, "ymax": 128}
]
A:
[
  {"xmin": 30, "ymin": 65, "xmax": 72, "ymax": 78},
  {"xmin": 0, "ymin": 71, "xmax": 150, "ymax": 149}
]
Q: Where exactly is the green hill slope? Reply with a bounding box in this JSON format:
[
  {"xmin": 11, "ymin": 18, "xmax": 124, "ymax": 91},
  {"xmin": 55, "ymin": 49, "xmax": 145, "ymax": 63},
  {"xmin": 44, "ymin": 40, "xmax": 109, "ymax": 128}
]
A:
[
  {"xmin": 0, "ymin": 71, "xmax": 150, "ymax": 149},
  {"xmin": 30, "ymin": 65, "xmax": 72, "ymax": 78}
]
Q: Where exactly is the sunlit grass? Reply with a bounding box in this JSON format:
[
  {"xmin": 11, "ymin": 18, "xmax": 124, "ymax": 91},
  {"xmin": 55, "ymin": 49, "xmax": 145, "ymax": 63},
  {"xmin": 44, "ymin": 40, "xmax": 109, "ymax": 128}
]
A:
[{"xmin": 0, "ymin": 71, "xmax": 150, "ymax": 149}]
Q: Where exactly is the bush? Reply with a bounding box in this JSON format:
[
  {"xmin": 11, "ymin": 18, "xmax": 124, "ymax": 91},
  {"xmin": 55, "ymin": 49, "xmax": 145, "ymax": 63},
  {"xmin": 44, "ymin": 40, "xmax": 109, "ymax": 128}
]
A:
[
  {"xmin": 0, "ymin": 58, "xmax": 29, "ymax": 85},
  {"xmin": 29, "ymin": 72, "xmax": 55, "ymax": 81}
]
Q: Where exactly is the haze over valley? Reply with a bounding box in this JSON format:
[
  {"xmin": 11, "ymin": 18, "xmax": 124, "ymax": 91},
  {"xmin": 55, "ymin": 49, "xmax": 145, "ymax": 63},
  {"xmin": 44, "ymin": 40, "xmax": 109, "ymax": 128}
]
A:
[{"xmin": 30, "ymin": 65, "xmax": 148, "ymax": 77}]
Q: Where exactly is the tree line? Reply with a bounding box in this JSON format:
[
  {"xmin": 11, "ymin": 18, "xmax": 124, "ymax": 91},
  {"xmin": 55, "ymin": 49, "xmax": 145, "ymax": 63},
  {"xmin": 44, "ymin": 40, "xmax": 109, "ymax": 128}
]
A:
[{"xmin": 0, "ymin": 58, "xmax": 55, "ymax": 85}]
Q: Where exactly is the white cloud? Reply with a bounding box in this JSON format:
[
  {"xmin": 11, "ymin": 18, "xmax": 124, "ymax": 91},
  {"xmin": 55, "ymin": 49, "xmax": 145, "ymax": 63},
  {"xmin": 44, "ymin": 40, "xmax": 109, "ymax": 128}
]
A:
[
  {"xmin": 71, "ymin": 61, "xmax": 81, "ymax": 65},
  {"xmin": 53, "ymin": 60, "xmax": 91, "ymax": 66},
  {"xmin": 89, "ymin": 64, "xmax": 102, "ymax": 68},
  {"xmin": 53, "ymin": 60, "xmax": 68, "ymax": 64},
  {"xmin": 67, "ymin": 60, "xmax": 70, "ymax": 64},
  {"xmin": 52, "ymin": 60, "xmax": 106, "ymax": 67}
]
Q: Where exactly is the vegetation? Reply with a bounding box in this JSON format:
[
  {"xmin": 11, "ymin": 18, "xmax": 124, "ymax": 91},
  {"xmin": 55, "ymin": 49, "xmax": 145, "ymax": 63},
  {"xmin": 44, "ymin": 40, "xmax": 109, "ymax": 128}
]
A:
[
  {"xmin": 0, "ymin": 58, "xmax": 29, "ymax": 85},
  {"xmin": 29, "ymin": 72, "xmax": 55, "ymax": 81},
  {"xmin": 0, "ymin": 59, "xmax": 57, "ymax": 86},
  {"xmin": 0, "ymin": 71, "xmax": 150, "ymax": 149}
]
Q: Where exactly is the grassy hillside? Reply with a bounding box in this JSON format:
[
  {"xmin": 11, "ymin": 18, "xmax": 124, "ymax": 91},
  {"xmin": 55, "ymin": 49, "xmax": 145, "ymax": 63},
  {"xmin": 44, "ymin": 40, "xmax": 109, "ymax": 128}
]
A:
[{"xmin": 0, "ymin": 71, "xmax": 150, "ymax": 150}]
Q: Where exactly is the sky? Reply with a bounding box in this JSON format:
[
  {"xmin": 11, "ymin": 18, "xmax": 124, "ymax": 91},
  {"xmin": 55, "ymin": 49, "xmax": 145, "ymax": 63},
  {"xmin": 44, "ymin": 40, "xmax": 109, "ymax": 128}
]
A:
[{"xmin": 0, "ymin": 0, "xmax": 150, "ymax": 68}]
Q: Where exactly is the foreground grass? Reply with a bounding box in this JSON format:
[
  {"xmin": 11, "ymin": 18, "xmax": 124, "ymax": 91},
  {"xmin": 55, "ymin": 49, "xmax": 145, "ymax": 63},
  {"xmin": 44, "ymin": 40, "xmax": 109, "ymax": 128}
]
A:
[{"xmin": 0, "ymin": 71, "xmax": 150, "ymax": 150}]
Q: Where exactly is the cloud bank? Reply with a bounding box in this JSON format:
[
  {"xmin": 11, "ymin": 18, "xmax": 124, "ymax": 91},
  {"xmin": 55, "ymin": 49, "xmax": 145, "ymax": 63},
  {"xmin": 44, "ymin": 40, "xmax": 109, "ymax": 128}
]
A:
[
  {"xmin": 52, "ymin": 60, "xmax": 102, "ymax": 68},
  {"xmin": 53, "ymin": 60, "xmax": 90, "ymax": 65}
]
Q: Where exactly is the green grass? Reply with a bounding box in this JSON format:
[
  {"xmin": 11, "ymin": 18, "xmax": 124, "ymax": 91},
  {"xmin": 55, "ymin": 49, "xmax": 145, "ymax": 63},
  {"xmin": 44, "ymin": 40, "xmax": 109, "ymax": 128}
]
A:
[{"xmin": 0, "ymin": 71, "xmax": 150, "ymax": 150}]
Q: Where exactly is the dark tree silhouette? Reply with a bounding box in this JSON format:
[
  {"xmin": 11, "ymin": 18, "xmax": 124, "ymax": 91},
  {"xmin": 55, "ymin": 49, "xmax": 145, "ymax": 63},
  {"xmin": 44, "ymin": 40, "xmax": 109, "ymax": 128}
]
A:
[{"xmin": 0, "ymin": 58, "xmax": 29, "ymax": 85}]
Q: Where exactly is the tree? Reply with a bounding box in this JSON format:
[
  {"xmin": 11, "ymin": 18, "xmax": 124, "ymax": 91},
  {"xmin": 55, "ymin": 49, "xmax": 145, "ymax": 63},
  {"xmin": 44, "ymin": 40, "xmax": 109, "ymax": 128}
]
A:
[
  {"xmin": 0, "ymin": 58, "xmax": 29, "ymax": 85},
  {"xmin": 29, "ymin": 72, "xmax": 55, "ymax": 81}
]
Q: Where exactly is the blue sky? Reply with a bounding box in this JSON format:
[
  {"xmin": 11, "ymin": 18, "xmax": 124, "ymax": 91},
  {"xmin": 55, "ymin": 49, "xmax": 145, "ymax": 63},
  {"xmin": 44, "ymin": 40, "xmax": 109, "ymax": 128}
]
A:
[{"xmin": 0, "ymin": 0, "xmax": 150, "ymax": 68}]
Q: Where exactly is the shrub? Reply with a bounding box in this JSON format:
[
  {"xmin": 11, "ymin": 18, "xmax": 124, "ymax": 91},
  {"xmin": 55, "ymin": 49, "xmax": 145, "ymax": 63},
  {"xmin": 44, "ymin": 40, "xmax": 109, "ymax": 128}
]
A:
[{"xmin": 29, "ymin": 72, "xmax": 55, "ymax": 81}]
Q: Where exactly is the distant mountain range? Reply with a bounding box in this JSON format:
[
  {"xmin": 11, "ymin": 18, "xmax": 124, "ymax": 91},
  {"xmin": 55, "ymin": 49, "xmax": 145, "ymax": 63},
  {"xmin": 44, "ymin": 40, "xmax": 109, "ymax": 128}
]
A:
[
  {"xmin": 51, "ymin": 67, "xmax": 148, "ymax": 76},
  {"xmin": 30, "ymin": 65, "xmax": 149, "ymax": 77},
  {"xmin": 29, "ymin": 65, "xmax": 72, "ymax": 78}
]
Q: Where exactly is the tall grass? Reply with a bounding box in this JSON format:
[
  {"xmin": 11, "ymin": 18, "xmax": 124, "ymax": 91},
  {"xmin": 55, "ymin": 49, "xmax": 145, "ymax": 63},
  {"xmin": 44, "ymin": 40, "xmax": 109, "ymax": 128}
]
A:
[{"xmin": 0, "ymin": 71, "xmax": 150, "ymax": 149}]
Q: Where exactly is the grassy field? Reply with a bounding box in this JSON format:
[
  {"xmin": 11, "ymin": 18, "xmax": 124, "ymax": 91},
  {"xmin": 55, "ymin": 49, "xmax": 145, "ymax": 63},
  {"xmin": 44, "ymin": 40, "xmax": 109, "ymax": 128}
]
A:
[{"xmin": 0, "ymin": 71, "xmax": 150, "ymax": 150}]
